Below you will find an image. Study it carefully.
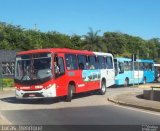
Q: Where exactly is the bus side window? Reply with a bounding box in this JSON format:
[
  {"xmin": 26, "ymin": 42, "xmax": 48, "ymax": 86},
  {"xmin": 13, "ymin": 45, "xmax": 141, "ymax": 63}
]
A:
[
  {"xmin": 106, "ymin": 56, "xmax": 113, "ymax": 69},
  {"xmin": 65, "ymin": 54, "xmax": 78, "ymax": 70},
  {"xmin": 149, "ymin": 63, "xmax": 153, "ymax": 71},
  {"xmin": 58, "ymin": 57, "xmax": 65, "ymax": 74},
  {"xmin": 97, "ymin": 56, "xmax": 106, "ymax": 69},
  {"xmin": 118, "ymin": 62, "xmax": 124, "ymax": 74},
  {"xmin": 54, "ymin": 57, "xmax": 65, "ymax": 78},
  {"xmin": 78, "ymin": 55, "xmax": 87, "ymax": 70},
  {"xmin": 139, "ymin": 62, "xmax": 144, "ymax": 71},
  {"xmin": 89, "ymin": 55, "xmax": 97, "ymax": 69},
  {"xmin": 79, "ymin": 63, "xmax": 84, "ymax": 70}
]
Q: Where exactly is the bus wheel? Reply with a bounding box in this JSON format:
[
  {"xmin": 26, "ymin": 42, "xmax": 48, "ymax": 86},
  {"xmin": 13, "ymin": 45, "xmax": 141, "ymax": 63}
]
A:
[
  {"xmin": 143, "ymin": 77, "xmax": 146, "ymax": 84},
  {"xmin": 99, "ymin": 81, "xmax": 106, "ymax": 95},
  {"xmin": 124, "ymin": 78, "xmax": 129, "ymax": 87},
  {"xmin": 66, "ymin": 85, "xmax": 74, "ymax": 102}
]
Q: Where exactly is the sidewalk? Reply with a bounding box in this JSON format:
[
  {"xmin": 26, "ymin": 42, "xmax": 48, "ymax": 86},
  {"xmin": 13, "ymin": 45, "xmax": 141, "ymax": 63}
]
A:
[
  {"xmin": 0, "ymin": 88, "xmax": 14, "ymax": 125},
  {"xmin": 0, "ymin": 87, "xmax": 14, "ymax": 92},
  {"xmin": 107, "ymin": 85, "xmax": 160, "ymax": 112}
]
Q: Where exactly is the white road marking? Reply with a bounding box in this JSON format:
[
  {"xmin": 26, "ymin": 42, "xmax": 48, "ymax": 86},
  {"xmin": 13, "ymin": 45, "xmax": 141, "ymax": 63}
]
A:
[{"xmin": 0, "ymin": 112, "xmax": 12, "ymax": 125}]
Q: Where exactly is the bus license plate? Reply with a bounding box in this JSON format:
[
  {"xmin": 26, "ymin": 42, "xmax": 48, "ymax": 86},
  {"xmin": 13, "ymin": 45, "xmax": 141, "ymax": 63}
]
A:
[{"xmin": 29, "ymin": 94, "xmax": 35, "ymax": 97}]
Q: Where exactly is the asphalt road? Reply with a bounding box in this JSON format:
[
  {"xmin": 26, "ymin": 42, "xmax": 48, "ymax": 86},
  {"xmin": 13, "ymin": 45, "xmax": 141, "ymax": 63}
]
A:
[
  {"xmin": 0, "ymin": 88, "xmax": 160, "ymax": 126},
  {"xmin": 1, "ymin": 103, "xmax": 160, "ymax": 125}
]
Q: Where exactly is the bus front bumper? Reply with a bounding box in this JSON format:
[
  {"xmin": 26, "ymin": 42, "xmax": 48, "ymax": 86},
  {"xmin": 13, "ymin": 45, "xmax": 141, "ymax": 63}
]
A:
[{"xmin": 15, "ymin": 84, "xmax": 56, "ymax": 99}]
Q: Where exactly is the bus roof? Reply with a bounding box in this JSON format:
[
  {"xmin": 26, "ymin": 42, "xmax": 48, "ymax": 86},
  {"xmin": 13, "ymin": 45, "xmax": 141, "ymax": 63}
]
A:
[
  {"xmin": 115, "ymin": 57, "xmax": 154, "ymax": 63},
  {"xmin": 16, "ymin": 48, "xmax": 112, "ymax": 56},
  {"xmin": 17, "ymin": 48, "xmax": 93, "ymax": 55},
  {"xmin": 93, "ymin": 52, "xmax": 113, "ymax": 57}
]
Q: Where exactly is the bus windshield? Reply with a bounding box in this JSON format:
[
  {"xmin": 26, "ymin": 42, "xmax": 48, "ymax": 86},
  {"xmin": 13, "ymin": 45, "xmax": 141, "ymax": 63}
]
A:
[{"xmin": 15, "ymin": 53, "xmax": 52, "ymax": 81}]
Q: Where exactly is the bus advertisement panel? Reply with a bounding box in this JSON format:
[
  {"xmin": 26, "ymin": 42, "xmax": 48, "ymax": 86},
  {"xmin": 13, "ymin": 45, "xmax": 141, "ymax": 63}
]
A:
[
  {"xmin": 14, "ymin": 48, "xmax": 115, "ymax": 101},
  {"xmin": 114, "ymin": 57, "xmax": 155, "ymax": 86}
]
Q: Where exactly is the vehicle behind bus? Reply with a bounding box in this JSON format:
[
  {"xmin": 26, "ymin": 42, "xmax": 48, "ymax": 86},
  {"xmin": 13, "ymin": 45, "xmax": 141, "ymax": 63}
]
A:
[
  {"xmin": 114, "ymin": 58, "xmax": 155, "ymax": 86},
  {"xmin": 154, "ymin": 64, "xmax": 160, "ymax": 82}
]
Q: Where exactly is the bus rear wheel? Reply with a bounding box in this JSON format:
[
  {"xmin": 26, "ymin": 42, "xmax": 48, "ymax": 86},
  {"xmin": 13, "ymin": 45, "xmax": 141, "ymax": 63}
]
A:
[
  {"xmin": 99, "ymin": 81, "xmax": 106, "ymax": 95},
  {"xmin": 66, "ymin": 84, "xmax": 74, "ymax": 102}
]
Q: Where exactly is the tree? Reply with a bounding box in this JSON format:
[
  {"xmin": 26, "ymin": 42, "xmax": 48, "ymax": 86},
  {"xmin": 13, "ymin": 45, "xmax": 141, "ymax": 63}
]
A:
[
  {"xmin": 82, "ymin": 28, "xmax": 102, "ymax": 51},
  {"xmin": 103, "ymin": 32, "xmax": 126, "ymax": 55},
  {"xmin": 70, "ymin": 35, "xmax": 82, "ymax": 49},
  {"xmin": 45, "ymin": 32, "xmax": 72, "ymax": 48},
  {"xmin": 0, "ymin": 22, "xmax": 160, "ymax": 63}
]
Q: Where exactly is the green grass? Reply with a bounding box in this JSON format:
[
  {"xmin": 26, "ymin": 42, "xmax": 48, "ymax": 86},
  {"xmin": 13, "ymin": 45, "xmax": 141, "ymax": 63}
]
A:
[{"xmin": 0, "ymin": 78, "xmax": 14, "ymax": 88}]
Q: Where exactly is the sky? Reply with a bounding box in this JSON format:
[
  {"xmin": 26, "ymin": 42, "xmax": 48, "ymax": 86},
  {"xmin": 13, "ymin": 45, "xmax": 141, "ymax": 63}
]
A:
[{"xmin": 0, "ymin": 0, "xmax": 160, "ymax": 40}]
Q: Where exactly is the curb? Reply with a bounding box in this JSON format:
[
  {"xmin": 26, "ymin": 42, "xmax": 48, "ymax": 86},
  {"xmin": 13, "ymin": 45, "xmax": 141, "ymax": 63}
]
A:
[
  {"xmin": 107, "ymin": 97, "xmax": 160, "ymax": 113},
  {"xmin": 138, "ymin": 84, "xmax": 160, "ymax": 89}
]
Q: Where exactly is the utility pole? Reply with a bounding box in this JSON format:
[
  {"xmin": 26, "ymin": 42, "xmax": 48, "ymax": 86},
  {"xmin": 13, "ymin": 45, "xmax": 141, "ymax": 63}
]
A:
[
  {"xmin": 0, "ymin": 62, "xmax": 3, "ymax": 91},
  {"xmin": 132, "ymin": 54, "xmax": 135, "ymax": 87},
  {"xmin": 131, "ymin": 54, "xmax": 136, "ymax": 87},
  {"xmin": 137, "ymin": 50, "xmax": 139, "ymax": 86}
]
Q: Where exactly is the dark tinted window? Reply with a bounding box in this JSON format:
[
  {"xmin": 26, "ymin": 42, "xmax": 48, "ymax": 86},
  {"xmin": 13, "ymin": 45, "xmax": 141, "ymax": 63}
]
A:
[
  {"xmin": 77, "ymin": 55, "xmax": 87, "ymax": 70},
  {"xmin": 58, "ymin": 57, "xmax": 65, "ymax": 74},
  {"xmin": 65, "ymin": 54, "xmax": 78, "ymax": 70},
  {"xmin": 97, "ymin": 56, "xmax": 106, "ymax": 69},
  {"xmin": 134, "ymin": 62, "xmax": 139, "ymax": 71},
  {"xmin": 89, "ymin": 55, "xmax": 98, "ymax": 69},
  {"xmin": 118, "ymin": 62, "xmax": 124, "ymax": 73},
  {"xmin": 139, "ymin": 62, "xmax": 144, "ymax": 70},
  {"xmin": 143, "ymin": 62, "xmax": 153, "ymax": 71},
  {"xmin": 124, "ymin": 61, "xmax": 132, "ymax": 71},
  {"xmin": 106, "ymin": 56, "xmax": 113, "ymax": 69}
]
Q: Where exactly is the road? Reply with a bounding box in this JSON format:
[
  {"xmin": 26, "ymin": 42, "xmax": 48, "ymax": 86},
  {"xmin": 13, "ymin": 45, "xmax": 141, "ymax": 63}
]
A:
[{"xmin": 0, "ymin": 88, "xmax": 160, "ymax": 126}]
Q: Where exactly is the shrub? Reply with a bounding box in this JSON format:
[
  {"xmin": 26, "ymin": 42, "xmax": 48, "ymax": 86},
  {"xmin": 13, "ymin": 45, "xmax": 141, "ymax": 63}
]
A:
[{"xmin": 0, "ymin": 78, "xmax": 14, "ymax": 87}]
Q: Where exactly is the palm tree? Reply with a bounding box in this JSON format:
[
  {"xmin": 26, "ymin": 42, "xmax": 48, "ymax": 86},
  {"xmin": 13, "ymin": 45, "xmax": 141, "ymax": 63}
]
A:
[{"xmin": 82, "ymin": 27, "xmax": 102, "ymax": 51}]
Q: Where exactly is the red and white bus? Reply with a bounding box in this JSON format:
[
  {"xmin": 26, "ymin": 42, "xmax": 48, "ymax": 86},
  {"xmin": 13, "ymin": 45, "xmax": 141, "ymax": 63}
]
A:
[{"xmin": 14, "ymin": 48, "xmax": 115, "ymax": 101}]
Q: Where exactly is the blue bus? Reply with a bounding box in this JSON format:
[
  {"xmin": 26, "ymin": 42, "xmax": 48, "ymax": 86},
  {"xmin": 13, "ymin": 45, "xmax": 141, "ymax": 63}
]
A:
[{"xmin": 114, "ymin": 58, "xmax": 155, "ymax": 86}]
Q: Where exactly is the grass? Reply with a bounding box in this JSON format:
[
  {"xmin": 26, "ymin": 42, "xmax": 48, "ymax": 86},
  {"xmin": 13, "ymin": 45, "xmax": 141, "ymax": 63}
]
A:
[{"xmin": 0, "ymin": 78, "xmax": 14, "ymax": 88}]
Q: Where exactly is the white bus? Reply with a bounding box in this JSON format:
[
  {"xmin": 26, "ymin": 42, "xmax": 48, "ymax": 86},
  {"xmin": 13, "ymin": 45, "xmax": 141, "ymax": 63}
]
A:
[{"xmin": 154, "ymin": 64, "xmax": 160, "ymax": 82}]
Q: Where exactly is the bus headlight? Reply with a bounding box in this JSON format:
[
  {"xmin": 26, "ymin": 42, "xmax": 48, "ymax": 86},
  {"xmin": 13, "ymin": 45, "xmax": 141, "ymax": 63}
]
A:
[
  {"xmin": 45, "ymin": 84, "xmax": 52, "ymax": 89},
  {"xmin": 15, "ymin": 86, "xmax": 20, "ymax": 91},
  {"xmin": 35, "ymin": 85, "xmax": 43, "ymax": 89}
]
